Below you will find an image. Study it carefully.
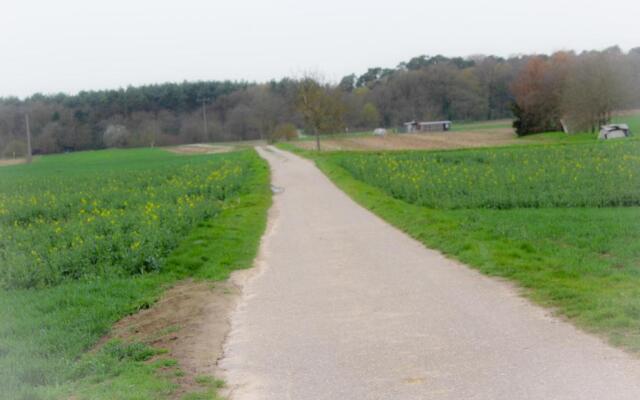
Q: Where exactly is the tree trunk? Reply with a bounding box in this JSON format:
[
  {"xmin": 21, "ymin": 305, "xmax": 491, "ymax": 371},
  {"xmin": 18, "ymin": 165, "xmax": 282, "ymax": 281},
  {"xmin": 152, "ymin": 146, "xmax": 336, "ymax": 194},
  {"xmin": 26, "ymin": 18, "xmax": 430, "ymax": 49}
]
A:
[{"xmin": 315, "ymin": 127, "xmax": 321, "ymax": 151}]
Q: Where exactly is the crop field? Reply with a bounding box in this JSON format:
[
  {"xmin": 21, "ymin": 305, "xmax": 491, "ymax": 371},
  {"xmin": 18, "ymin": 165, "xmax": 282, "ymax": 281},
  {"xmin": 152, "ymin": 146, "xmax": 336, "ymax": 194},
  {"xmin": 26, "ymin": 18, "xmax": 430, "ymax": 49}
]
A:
[
  {"xmin": 0, "ymin": 148, "xmax": 270, "ymax": 399},
  {"xmin": 1, "ymin": 149, "xmax": 255, "ymax": 289},
  {"xmin": 330, "ymin": 141, "xmax": 640, "ymax": 209},
  {"xmin": 304, "ymin": 139, "xmax": 640, "ymax": 352}
]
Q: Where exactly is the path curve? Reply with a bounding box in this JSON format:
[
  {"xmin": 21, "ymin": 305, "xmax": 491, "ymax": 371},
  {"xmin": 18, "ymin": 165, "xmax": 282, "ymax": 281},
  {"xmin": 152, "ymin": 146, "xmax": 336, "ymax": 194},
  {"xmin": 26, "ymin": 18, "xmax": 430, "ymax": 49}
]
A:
[{"xmin": 220, "ymin": 146, "xmax": 640, "ymax": 400}]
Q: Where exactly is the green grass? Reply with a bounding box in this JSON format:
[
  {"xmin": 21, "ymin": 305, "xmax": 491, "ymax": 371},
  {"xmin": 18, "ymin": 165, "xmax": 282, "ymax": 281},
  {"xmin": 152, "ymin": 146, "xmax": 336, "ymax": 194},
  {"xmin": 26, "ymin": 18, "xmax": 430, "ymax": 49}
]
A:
[
  {"xmin": 613, "ymin": 112, "xmax": 640, "ymax": 133},
  {"xmin": 525, "ymin": 131, "xmax": 599, "ymax": 142},
  {"xmin": 450, "ymin": 119, "xmax": 512, "ymax": 132},
  {"xmin": 280, "ymin": 142, "xmax": 640, "ymax": 353},
  {"xmin": 520, "ymin": 112, "xmax": 639, "ymax": 143},
  {"xmin": 0, "ymin": 148, "xmax": 271, "ymax": 399}
]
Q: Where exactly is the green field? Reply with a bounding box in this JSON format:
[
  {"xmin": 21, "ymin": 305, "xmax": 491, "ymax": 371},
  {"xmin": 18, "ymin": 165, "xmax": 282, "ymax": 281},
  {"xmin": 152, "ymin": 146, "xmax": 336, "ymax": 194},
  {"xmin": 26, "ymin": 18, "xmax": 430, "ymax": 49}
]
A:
[
  {"xmin": 450, "ymin": 119, "xmax": 513, "ymax": 132},
  {"xmin": 0, "ymin": 149, "xmax": 270, "ymax": 399},
  {"xmin": 613, "ymin": 113, "xmax": 640, "ymax": 133},
  {"xmin": 330, "ymin": 142, "xmax": 640, "ymax": 209},
  {"xmin": 283, "ymin": 138, "xmax": 640, "ymax": 352}
]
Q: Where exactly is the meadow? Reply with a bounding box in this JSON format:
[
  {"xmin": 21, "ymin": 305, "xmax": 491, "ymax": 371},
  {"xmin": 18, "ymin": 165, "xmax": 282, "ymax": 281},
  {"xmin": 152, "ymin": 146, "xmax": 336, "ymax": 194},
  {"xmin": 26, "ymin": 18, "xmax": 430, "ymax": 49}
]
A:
[
  {"xmin": 285, "ymin": 138, "xmax": 640, "ymax": 352},
  {"xmin": 0, "ymin": 148, "xmax": 270, "ymax": 399}
]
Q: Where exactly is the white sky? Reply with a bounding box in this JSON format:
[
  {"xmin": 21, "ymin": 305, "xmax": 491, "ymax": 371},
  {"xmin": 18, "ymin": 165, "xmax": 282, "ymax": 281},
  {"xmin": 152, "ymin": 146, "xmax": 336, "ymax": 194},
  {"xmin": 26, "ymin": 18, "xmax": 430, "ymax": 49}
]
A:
[{"xmin": 1, "ymin": 0, "xmax": 639, "ymax": 98}]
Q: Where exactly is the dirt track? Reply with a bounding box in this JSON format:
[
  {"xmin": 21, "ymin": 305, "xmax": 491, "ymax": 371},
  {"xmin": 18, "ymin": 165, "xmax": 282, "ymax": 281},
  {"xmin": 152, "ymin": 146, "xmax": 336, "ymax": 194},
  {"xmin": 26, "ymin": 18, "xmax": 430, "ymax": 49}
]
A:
[
  {"xmin": 99, "ymin": 279, "xmax": 241, "ymax": 398},
  {"xmin": 165, "ymin": 143, "xmax": 235, "ymax": 155},
  {"xmin": 220, "ymin": 146, "xmax": 640, "ymax": 399},
  {"xmin": 0, "ymin": 158, "xmax": 28, "ymax": 167}
]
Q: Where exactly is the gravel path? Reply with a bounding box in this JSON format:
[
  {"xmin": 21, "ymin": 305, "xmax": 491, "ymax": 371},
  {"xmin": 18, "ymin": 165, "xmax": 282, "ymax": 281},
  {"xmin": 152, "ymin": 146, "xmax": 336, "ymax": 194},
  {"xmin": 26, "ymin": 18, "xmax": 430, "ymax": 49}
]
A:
[{"xmin": 220, "ymin": 146, "xmax": 640, "ymax": 400}]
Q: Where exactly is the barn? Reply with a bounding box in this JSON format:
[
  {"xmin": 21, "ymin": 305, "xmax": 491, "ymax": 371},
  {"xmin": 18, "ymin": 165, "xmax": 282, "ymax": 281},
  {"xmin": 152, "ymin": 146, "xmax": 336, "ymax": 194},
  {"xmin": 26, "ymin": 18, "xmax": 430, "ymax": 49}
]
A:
[
  {"xmin": 599, "ymin": 124, "xmax": 631, "ymax": 140},
  {"xmin": 404, "ymin": 120, "xmax": 452, "ymax": 133}
]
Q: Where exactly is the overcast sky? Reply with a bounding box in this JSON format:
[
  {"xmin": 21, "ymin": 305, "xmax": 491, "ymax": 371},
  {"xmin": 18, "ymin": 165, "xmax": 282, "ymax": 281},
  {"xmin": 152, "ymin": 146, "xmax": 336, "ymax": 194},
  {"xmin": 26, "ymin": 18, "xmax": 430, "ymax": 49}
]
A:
[{"xmin": 1, "ymin": 0, "xmax": 638, "ymax": 98}]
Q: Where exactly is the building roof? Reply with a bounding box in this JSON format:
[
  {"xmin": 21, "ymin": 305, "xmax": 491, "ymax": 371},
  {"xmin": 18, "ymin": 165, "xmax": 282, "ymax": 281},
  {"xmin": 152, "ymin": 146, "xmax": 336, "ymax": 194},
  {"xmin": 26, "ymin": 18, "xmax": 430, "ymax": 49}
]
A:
[
  {"xmin": 418, "ymin": 121, "xmax": 452, "ymax": 126},
  {"xmin": 601, "ymin": 124, "xmax": 629, "ymax": 131},
  {"xmin": 404, "ymin": 120, "xmax": 452, "ymax": 125}
]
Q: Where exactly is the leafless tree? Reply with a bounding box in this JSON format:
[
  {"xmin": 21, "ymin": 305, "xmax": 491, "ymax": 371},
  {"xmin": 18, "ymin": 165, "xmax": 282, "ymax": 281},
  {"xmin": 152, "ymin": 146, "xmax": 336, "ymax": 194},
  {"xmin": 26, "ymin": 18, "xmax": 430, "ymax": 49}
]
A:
[
  {"xmin": 562, "ymin": 49, "xmax": 631, "ymax": 132},
  {"xmin": 296, "ymin": 75, "xmax": 345, "ymax": 151}
]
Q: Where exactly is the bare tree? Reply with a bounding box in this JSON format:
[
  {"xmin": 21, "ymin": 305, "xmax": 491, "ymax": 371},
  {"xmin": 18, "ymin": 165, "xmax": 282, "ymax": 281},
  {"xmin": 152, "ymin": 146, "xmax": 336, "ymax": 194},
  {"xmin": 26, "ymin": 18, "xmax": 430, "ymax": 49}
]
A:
[
  {"xmin": 562, "ymin": 49, "xmax": 630, "ymax": 132},
  {"xmin": 250, "ymin": 85, "xmax": 286, "ymax": 140},
  {"xmin": 103, "ymin": 125, "xmax": 129, "ymax": 148},
  {"xmin": 296, "ymin": 75, "xmax": 345, "ymax": 151}
]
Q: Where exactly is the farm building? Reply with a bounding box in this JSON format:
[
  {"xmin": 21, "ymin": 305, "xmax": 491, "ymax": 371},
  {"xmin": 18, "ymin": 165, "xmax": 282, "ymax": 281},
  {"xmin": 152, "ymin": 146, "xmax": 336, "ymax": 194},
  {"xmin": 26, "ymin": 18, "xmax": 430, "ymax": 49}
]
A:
[
  {"xmin": 599, "ymin": 124, "xmax": 631, "ymax": 140},
  {"xmin": 404, "ymin": 120, "xmax": 452, "ymax": 133}
]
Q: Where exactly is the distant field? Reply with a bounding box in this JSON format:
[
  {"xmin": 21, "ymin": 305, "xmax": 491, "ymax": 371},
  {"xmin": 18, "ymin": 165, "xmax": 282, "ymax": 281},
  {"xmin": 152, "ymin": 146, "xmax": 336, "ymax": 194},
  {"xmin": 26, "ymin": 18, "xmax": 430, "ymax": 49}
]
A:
[
  {"xmin": 0, "ymin": 158, "xmax": 28, "ymax": 167},
  {"xmin": 450, "ymin": 119, "xmax": 513, "ymax": 132},
  {"xmin": 0, "ymin": 149, "xmax": 270, "ymax": 399},
  {"xmin": 292, "ymin": 122, "xmax": 523, "ymax": 151},
  {"xmin": 290, "ymin": 113, "xmax": 639, "ymax": 152},
  {"xmin": 287, "ymin": 138, "xmax": 640, "ymax": 353},
  {"xmin": 292, "ymin": 119, "xmax": 526, "ymax": 152}
]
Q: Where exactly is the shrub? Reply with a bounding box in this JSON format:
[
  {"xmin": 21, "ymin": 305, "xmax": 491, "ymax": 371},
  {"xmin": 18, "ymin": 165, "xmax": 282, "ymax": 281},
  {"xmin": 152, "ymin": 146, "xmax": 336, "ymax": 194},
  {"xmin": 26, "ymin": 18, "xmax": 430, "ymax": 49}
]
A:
[{"xmin": 269, "ymin": 123, "xmax": 298, "ymax": 143}]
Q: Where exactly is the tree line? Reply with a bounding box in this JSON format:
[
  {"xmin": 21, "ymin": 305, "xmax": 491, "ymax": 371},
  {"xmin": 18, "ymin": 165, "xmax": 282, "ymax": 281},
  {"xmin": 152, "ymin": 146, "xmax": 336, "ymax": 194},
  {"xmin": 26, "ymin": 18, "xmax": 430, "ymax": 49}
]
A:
[
  {"xmin": 1, "ymin": 46, "xmax": 639, "ymax": 156},
  {"xmin": 512, "ymin": 47, "xmax": 640, "ymax": 134}
]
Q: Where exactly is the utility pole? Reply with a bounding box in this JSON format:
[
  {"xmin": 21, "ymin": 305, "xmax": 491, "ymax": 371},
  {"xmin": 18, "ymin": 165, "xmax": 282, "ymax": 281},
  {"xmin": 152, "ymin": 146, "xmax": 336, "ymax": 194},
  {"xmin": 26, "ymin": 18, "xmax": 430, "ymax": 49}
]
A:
[
  {"xmin": 25, "ymin": 114, "xmax": 33, "ymax": 163},
  {"xmin": 198, "ymin": 98, "xmax": 210, "ymax": 140}
]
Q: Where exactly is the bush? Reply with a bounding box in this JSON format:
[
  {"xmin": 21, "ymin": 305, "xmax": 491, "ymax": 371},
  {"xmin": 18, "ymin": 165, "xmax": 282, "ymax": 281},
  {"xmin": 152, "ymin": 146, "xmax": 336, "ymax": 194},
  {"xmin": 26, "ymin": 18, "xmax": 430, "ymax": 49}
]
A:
[
  {"xmin": 269, "ymin": 123, "xmax": 298, "ymax": 143},
  {"xmin": 512, "ymin": 103, "xmax": 562, "ymax": 136}
]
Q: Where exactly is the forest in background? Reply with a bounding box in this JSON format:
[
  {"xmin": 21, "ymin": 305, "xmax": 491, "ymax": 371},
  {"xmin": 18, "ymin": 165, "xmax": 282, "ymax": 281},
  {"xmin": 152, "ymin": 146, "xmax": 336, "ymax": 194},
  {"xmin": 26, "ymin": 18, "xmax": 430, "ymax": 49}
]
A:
[{"xmin": 1, "ymin": 46, "xmax": 639, "ymax": 156}]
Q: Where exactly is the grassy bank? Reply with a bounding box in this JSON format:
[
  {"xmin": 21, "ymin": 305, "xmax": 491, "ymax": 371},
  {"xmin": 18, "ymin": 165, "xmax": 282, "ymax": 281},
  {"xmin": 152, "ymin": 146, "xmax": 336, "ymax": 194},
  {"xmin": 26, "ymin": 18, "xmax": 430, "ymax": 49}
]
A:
[
  {"xmin": 280, "ymin": 141, "xmax": 640, "ymax": 353},
  {"xmin": 0, "ymin": 148, "xmax": 271, "ymax": 399}
]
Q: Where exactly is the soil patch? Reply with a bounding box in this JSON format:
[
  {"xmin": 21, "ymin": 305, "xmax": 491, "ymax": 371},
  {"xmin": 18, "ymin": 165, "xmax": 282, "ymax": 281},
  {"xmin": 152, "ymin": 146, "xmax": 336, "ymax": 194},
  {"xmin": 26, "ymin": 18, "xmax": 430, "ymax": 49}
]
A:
[
  {"xmin": 0, "ymin": 158, "xmax": 28, "ymax": 167},
  {"xmin": 99, "ymin": 279, "xmax": 241, "ymax": 399},
  {"xmin": 165, "ymin": 144, "xmax": 235, "ymax": 155}
]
